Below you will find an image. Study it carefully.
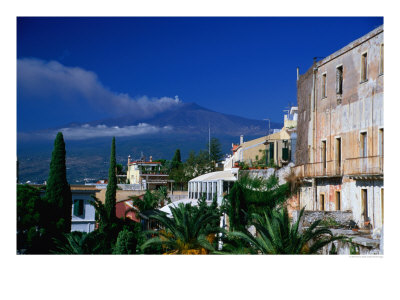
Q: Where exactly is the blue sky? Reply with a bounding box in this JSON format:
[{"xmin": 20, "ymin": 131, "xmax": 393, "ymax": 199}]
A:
[{"xmin": 17, "ymin": 17, "xmax": 383, "ymax": 132}]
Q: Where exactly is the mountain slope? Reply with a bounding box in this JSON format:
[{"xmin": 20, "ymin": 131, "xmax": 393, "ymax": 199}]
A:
[
  {"xmin": 87, "ymin": 102, "xmax": 280, "ymax": 136},
  {"xmin": 17, "ymin": 102, "xmax": 283, "ymax": 183}
]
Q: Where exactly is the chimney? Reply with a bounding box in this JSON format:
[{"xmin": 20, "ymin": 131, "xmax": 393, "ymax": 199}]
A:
[
  {"xmin": 297, "ymin": 67, "xmax": 299, "ymax": 81},
  {"xmin": 240, "ymin": 135, "xmax": 244, "ymax": 145},
  {"xmin": 149, "ymin": 156, "xmax": 152, "ymax": 162}
]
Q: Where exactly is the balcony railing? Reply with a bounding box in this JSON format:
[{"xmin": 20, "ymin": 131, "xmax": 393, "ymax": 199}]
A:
[
  {"xmin": 303, "ymin": 160, "xmax": 343, "ymax": 177},
  {"xmin": 141, "ymin": 171, "xmax": 169, "ymax": 175},
  {"xmin": 297, "ymin": 156, "xmax": 383, "ymax": 178},
  {"xmin": 343, "ymin": 156, "xmax": 383, "ymax": 175}
]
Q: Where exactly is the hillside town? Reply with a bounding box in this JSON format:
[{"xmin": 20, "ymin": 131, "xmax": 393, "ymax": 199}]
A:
[{"xmin": 17, "ymin": 25, "xmax": 384, "ymax": 255}]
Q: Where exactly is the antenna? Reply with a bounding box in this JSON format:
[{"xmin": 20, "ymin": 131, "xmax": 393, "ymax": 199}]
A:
[
  {"xmin": 263, "ymin": 119, "xmax": 271, "ymax": 135},
  {"xmin": 208, "ymin": 122, "xmax": 211, "ymax": 159}
]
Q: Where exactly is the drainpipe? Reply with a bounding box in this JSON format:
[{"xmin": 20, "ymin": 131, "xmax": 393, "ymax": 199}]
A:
[
  {"xmin": 311, "ymin": 66, "xmax": 318, "ymax": 209},
  {"xmin": 311, "ymin": 66, "xmax": 317, "ymax": 164}
]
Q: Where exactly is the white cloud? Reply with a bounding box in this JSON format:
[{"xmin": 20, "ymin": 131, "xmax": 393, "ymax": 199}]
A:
[
  {"xmin": 19, "ymin": 123, "xmax": 173, "ymax": 140},
  {"xmin": 17, "ymin": 58, "xmax": 182, "ymax": 119},
  {"xmin": 59, "ymin": 123, "xmax": 173, "ymax": 140}
]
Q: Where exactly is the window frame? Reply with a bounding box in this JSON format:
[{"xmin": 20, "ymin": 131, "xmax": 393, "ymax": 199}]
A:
[
  {"xmin": 321, "ymin": 139, "xmax": 327, "ymax": 169},
  {"xmin": 336, "ymin": 64, "xmax": 343, "ymax": 95},
  {"xmin": 73, "ymin": 199, "xmax": 85, "ymax": 217},
  {"xmin": 379, "ymin": 43, "xmax": 384, "ymax": 75},
  {"xmin": 335, "ymin": 191, "xmax": 341, "ymax": 211},
  {"xmin": 378, "ymin": 127, "xmax": 384, "ymax": 156},
  {"xmin": 360, "ymin": 51, "xmax": 368, "ymax": 83},
  {"xmin": 360, "ymin": 131, "xmax": 368, "ymax": 158},
  {"xmin": 320, "ymin": 193, "xmax": 325, "ymax": 211},
  {"xmin": 321, "ymin": 72, "xmax": 327, "ymax": 99}
]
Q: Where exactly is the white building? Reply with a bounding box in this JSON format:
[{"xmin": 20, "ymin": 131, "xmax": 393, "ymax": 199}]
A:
[
  {"xmin": 187, "ymin": 169, "xmax": 238, "ymax": 205},
  {"xmin": 71, "ymin": 186, "xmax": 99, "ymax": 233}
]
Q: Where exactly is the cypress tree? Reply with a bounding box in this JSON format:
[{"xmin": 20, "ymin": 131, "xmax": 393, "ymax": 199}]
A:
[
  {"xmin": 105, "ymin": 137, "xmax": 117, "ymax": 222},
  {"xmin": 171, "ymin": 149, "xmax": 181, "ymax": 170},
  {"xmin": 44, "ymin": 132, "xmax": 72, "ymax": 245}
]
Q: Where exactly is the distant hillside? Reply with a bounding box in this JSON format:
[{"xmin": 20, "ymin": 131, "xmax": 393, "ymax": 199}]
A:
[
  {"xmin": 87, "ymin": 102, "xmax": 279, "ymax": 136},
  {"xmin": 17, "ymin": 102, "xmax": 282, "ymax": 183}
]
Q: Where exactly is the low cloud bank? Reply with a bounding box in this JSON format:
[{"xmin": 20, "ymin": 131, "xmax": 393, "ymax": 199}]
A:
[{"xmin": 19, "ymin": 123, "xmax": 173, "ymax": 140}]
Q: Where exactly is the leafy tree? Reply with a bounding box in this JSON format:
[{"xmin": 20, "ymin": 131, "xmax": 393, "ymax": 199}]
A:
[
  {"xmin": 113, "ymin": 228, "xmax": 138, "ymax": 254},
  {"xmin": 170, "ymin": 164, "xmax": 186, "ymax": 190},
  {"xmin": 17, "ymin": 184, "xmax": 44, "ymax": 253},
  {"xmin": 183, "ymin": 150, "xmax": 214, "ymax": 180},
  {"xmin": 105, "ymin": 137, "xmax": 117, "ymax": 222},
  {"xmin": 228, "ymin": 207, "xmax": 345, "ymax": 254},
  {"xmin": 88, "ymin": 195, "xmax": 142, "ymax": 254},
  {"xmin": 207, "ymin": 137, "xmax": 223, "ymax": 164},
  {"xmin": 42, "ymin": 132, "xmax": 72, "ymax": 252},
  {"xmin": 141, "ymin": 203, "xmax": 221, "ymax": 254},
  {"xmin": 155, "ymin": 186, "xmax": 171, "ymax": 207},
  {"xmin": 171, "ymin": 149, "xmax": 182, "ymax": 170},
  {"xmin": 116, "ymin": 163, "xmax": 126, "ymax": 184}
]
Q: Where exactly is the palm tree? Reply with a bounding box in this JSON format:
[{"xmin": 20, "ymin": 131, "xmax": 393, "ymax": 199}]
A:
[
  {"xmin": 52, "ymin": 231, "xmax": 93, "ymax": 254},
  {"xmin": 228, "ymin": 207, "xmax": 345, "ymax": 254},
  {"xmin": 221, "ymin": 174, "xmax": 290, "ymax": 232},
  {"xmin": 126, "ymin": 190, "xmax": 163, "ymax": 231},
  {"xmin": 141, "ymin": 202, "xmax": 221, "ymax": 254}
]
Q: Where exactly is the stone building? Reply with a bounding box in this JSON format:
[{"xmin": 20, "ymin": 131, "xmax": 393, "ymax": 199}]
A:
[{"xmin": 294, "ymin": 25, "xmax": 384, "ymax": 230}]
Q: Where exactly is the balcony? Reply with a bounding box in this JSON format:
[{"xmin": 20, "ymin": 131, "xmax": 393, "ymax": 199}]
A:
[
  {"xmin": 140, "ymin": 171, "xmax": 169, "ymax": 175},
  {"xmin": 343, "ymin": 156, "xmax": 383, "ymax": 176},
  {"xmin": 296, "ymin": 156, "xmax": 383, "ymax": 178},
  {"xmin": 303, "ymin": 160, "xmax": 343, "ymax": 178}
]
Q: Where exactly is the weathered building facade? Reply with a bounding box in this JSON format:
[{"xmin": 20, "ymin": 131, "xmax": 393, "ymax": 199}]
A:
[{"xmin": 294, "ymin": 25, "xmax": 384, "ymax": 230}]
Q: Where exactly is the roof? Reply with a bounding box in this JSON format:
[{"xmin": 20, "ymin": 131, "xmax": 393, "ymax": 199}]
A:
[
  {"xmin": 232, "ymin": 144, "xmax": 240, "ymax": 152},
  {"xmin": 264, "ymin": 129, "xmax": 291, "ymax": 142},
  {"xmin": 70, "ymin": 185, "xmax": 101, "ymax": 192},
  {"xmin": 159, "ymin": 199, "xmax": 213, "ymax": 216},
  {"xmin": 316, "ymin": 25, "xmax": 383, "ymax": 68},
  {"xmin": 129, "ymin": 161, "xmax": 161, "ymax": 165},
  {"xmin": 189, "ymin": 170, "xmax": 238, "ymax": 182}
]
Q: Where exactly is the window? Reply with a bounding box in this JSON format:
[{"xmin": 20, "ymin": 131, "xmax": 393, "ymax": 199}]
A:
[
  {"xmin": 73, "ymin": 199, "xmax": 84, "ymax": 217},
  {"xmin": 379, "ymin": 44, "xmax": 384, "ymax": 75},
  {"xmin": 379, "ymin": 128, "xmax": 384, "ymax": 156},
  {"xmin": 381, "ymin": 188, "xmax": 384, "ymax": 224},
  {"xmin": 335, "ymin": 137, "xmax": 342, "ymax": 169},
  {"xmin": 321, "ymin": 140, "xmax": 327, "ymax": 169},
  {"xmin": 320, "ymin": 194, "xmax": 325, "ymax": 211},
  {"xmin": 361, "ymin": 52, "xmax": 368, "ymax": 82},
  {"xmin": 361, "ymin": 189, "xmax": 368, "ymax": 223},
  {"xmin": 360, "ymin": 132, "xmax": 367, "ymax": 157},
  {"xmin": 335, "ymin": 191, "xmax": 341, "ymax": 211},
  {"xmin": 336, "ymin": 66, "xmax": 343, "ymax": 94},
  {"xmin": 322, "ymin": 73, "xmax": 327, "ymax": 98},
  {"xmin": 282, "ymin": 140, "xmax": 289, "ymax": 161}
]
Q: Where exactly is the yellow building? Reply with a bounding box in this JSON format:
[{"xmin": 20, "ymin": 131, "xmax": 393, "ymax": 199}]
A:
[
  {"xmin": 126, "ymin": 156, "xmax": 169, "ymax": 190},
  {"xmin": 231, "ymin": 107, "xmax": 297, "ymax": 168}
]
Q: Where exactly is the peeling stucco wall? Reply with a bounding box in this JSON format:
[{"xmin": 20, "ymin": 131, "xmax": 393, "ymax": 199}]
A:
[{"xmin": 295, "ymin": 25, "xmax": 384, "ymax": 230}]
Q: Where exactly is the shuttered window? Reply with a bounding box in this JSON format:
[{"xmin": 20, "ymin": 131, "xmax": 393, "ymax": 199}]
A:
[{"xmin": 73, "ymin": 199, "xmax": 84, "ymax": 217}]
